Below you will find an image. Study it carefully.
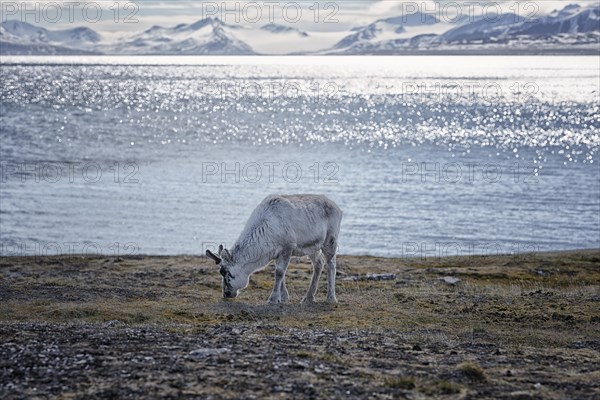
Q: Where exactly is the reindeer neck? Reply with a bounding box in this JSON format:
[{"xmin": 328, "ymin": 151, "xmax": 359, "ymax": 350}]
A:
[{"xmin": 232, "ymin": 237, "xmax": 276, "ymax": 275}]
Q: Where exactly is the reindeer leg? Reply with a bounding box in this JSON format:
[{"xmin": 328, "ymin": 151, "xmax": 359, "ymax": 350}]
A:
[
  {"xmin": 268, "ymin": 249, "xmax": 291, "ymax": 304},
  {"xmin": 279, "ymin": 275, "xmax": 289, "ymax": 303},
  {"xmin": 325, "ymin": 254, "xmax": 338, "ymax": 303},
  {"xmin": 302, "ymin": 251, "xmax": 324, "ymax": 304},
  {"xmin": 323, "ymin": 238, "xmax": 338, "ymax": 303}
]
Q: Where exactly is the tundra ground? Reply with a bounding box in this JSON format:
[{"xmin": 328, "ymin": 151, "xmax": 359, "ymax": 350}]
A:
[{"xmin": 1, "ymin": 250, "xmax": 599, "ymax": 399}]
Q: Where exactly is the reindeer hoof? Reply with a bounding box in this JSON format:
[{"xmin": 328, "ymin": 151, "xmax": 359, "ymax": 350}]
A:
[
  {"xmin": 301, "ymin": 296, "xmax": 316, "ymax": 304},
  {"xmin": 326, "ymin": 296, "xmax": 338, "ymax": 303}
]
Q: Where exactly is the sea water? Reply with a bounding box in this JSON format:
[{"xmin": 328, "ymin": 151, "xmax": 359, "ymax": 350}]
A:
[{"xmin": 1, "ymin": 56, "xmax": 598, "ymax": 257}]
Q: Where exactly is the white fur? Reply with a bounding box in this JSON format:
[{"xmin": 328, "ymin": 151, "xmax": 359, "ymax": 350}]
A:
[{"xmin": 209, "ymin": 194, "xmax": 342, "ymax": 304}]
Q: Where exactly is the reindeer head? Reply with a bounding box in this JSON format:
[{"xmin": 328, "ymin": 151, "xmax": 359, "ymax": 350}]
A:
[{"xmin": 206, "ymin": 245, "xmax": 249, "ymax": 298}]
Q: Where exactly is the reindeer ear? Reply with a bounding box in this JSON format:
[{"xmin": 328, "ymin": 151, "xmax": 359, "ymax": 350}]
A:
[
  {"xmin": 218, "ymin": 244, "xmax": 224, "ymax": 255},
  {"xmin": 206, "ymin": 249, "xmax": 221, "ymax": 265}
]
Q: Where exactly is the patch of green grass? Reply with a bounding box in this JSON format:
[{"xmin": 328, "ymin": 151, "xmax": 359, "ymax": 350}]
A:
[
  {"xmin": 47, "ymin": 305, "xmax": 100, "ymax": 319},
  {"xmin": 458, "ymin": 361, "xmax": 486, "ymax": 381},
  {"xmin": 384, "ymin": 376, "xmax": 416, "ymax": 390},
  {"xmin": 319, "ymin": 352, "xmax": 339, "ymax": 363},
  {"xmin": 472, "ymin": 326, "xmax": 486, "ymax": 335},
  {"xmin": 430, "ymin": 380, "xmax": 461, "ymax": 395}
]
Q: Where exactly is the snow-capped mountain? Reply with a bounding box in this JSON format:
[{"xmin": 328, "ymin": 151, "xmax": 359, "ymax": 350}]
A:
[
  {"xmin": 1, "ymin": 20, "xmax": 101, "ymax": 54},
  {"xmin": 439, "ymin": 13, "xmax": 526, "ymax": 43},
  {"xmin": 105, "ymin": 17, "xmax": 255, "ymax": 55},
  {"xmin": 332, "ymin": 13, "xmax": 439, "ymax": 53},
  {"xmin": 0, "ymin": 4, "xmax": 598, "ymax": 55},
  {"xmin": 333, "ymin": 20, "xmax": 405, "ymax": 51},
  {"xmin": 517, "ymin": 3, "xmax": 599, "ymax": 35},
  {"xmin": 440, "ymin": 4, "xmax": 599, "ymax": 43},
  {"xmin": 328, "ymin": 3, "xmax": 599, "ymax": 54}
]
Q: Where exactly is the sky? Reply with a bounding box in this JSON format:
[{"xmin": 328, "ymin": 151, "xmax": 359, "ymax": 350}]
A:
[{"xmin": 0, "ymin": 0, "xmax": 592, "ymax": 35}]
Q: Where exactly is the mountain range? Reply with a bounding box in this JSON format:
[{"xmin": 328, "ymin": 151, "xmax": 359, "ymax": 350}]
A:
[{"xmin": 1, "ymin": 4, "xmax": 598, "ymax": 55}]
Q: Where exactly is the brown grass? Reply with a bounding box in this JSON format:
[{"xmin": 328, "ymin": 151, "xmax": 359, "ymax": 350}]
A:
[
  {"xmin": 1, "ymin": 250, "xmax": 599, "ymax": 346},
  {"xmin": 1, "ymin": 249, "xmax": 599, "ymax": 398}
]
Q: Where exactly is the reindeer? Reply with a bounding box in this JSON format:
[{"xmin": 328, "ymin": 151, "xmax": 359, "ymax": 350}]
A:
[{"xmin": 206, "ymin": 194, "xmax": 342, "ymax": 304}]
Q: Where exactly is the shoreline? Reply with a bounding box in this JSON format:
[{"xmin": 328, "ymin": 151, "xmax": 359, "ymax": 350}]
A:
[{"xmin": 2, "ymin": 247, "xmax": 598, "ymax": 260}]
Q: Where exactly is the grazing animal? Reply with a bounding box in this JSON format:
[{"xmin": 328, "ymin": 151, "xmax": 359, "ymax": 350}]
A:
[{"xmin": 206, "ymin": 194, "xmax": 342, "ymax": 304}]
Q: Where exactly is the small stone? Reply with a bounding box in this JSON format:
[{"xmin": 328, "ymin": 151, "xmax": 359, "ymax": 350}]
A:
[
  {"xmin": 534, "ymin": 383, "xmax": 542, "ymax": 390},
  {"xmin": 293, "ymin": 360, "xmax": 309, "ymax": 369},
  {"xmin": 188, "ymin": 348, "xmax": 230, "ymax": 358},
  {"xmin": 314, "ymin": 364, "xmax": 326, "ymax": 373},
  {"xmin": 441, "ymin": 276, "xmax": 461, "ymax": 285}
]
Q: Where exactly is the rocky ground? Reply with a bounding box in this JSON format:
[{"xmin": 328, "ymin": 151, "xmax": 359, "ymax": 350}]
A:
[{"xmin": 1, "ymin": 250, "xmax": 599, "ymax": 399}]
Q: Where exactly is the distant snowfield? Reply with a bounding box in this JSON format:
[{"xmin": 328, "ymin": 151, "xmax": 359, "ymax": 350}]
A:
[{"xmin": 240, "ymin": 30, "xmax": 347, "ymax": 54}]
